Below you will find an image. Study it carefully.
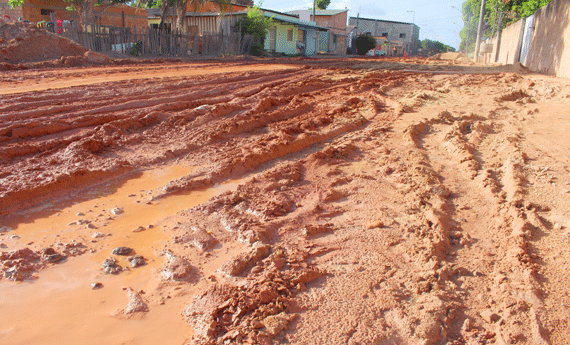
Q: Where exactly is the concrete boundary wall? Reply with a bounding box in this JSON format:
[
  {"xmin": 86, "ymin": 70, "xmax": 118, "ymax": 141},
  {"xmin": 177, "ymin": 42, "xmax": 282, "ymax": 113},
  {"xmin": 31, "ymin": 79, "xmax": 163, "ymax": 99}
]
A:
[
  {"xmin": 497, "ymin": 18, "xmax": 526, "ymax": 65},
  {"xmin": 483, "ymin": 0, "xmax": 570, "ymax": 78},
  {"xmin": 525, "ymin": 0, "xmax": 570, "ymax": 78}
]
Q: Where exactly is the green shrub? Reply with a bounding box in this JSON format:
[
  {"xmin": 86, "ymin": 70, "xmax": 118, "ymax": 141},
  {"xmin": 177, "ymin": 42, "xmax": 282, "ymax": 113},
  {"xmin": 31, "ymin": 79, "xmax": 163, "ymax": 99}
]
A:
[{"xmin": 355, "ymin": 33, "xmax": 376, "ymax": 55}]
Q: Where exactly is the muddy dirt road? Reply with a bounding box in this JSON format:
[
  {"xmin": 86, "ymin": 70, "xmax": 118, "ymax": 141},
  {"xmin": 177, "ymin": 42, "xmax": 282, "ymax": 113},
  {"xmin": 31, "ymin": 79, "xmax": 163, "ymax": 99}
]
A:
[{"xmin": 1, "ymin": 58, "xmax": 570, "ymax": 344}]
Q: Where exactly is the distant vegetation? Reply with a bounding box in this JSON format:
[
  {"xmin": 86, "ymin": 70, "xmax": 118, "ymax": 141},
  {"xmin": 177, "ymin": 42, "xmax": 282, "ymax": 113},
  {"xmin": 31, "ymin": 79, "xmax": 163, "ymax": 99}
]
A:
[
  {"xmin": 420, "ymin": 39, "xmax": 456, "ymax": 55},
  {"xmin": 316, "ymin": 0, "xmax": 331, "ymax": 10}
]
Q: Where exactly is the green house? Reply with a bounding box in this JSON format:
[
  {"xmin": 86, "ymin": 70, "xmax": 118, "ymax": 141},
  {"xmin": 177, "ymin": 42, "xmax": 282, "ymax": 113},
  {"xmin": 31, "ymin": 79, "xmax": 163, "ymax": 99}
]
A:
[{"xmin": 263, "ymin": 13, "xmax": 328, "ymax": 56}]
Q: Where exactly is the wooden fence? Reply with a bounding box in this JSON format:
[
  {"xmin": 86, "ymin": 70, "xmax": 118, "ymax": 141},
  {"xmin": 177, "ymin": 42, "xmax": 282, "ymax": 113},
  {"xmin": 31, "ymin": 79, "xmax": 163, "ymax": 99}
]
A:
[{"xmin": 54, "ymin": 23, "xmax": 254, "ymax": 57}]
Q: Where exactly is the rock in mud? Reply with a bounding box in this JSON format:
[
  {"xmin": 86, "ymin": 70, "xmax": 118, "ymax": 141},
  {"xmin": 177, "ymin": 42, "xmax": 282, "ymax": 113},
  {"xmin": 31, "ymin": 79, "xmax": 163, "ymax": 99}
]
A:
[
  {"xmin": 302, "ymin": 223, "xmax": 334, "ymax": 237},
  {"xmin": 102, "ymin": 257, "xmax": 122, "ymax": 274},
  {"xmin": 41, "ymin": 247, "xmax": 64, "ymax": 263},
  {"xmin": 0, "ymin": 226, "xmax": 12, "ymax": 233},
  {"xmin": 259, "ymin": 312, "xmax": 297, "ymax": 337},
  {"xmin": 174, "ymin": 227, "xmax": 216, "ymax": 251},
  {"xmin": 112, "ymin": 287, "xmax": 148, "ymax": 318},
  {"xmin": 111, "ymin": 246, "xmax": 133, "ymax": 256},
  {"xmin": 111, "ymin": 208, "xmax": 124, "ymax": 215},
  {"xmin": 219, "ymin": 242, "xmax": 270, "ymax": 277},
  {"xmin": 127, "ymin": 255, "xmax": 146, "ymax": 268},
  {"xmin": 1, "ymin": 247, "xmax": 41, "ymax": 281},
  {"xmin": 162, "ymin": 256, "xmax": 194, "ymax": 281},
  {"xmin": 91, "ymin": 282, "xmax": 103, "ymax": 289},
  {"xmin": 480, "ymin": 310, "xmax": 501, "ymax": 324},
  {"xmin": 84, "ymin": 51, "xmax": 110, "ymax": 64},
  {"xmin": 60, "ymin": 242, "xmax": 87, "ymax": 256},
  {"xmin": 132, "ymin": 226, "xmax": 145, "ymax": 233}
]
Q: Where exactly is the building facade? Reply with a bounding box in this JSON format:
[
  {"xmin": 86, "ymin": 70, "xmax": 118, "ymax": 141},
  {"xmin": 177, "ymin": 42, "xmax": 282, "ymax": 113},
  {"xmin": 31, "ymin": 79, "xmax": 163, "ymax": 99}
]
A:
[
  {"xmin": 288, "ymin": 9, "xmax": 347, "ymax": 55},
  {"xmin": 348, "ymin": 16, "xmax": 419, "ymax": 55},
  {"xmin": 1, "ymin": 0, "xmax": 147, "ymax": 29}
]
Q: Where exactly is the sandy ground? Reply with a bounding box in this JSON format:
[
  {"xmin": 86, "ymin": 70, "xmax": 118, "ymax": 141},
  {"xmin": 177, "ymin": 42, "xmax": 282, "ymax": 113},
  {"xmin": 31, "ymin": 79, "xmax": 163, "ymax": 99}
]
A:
[{"xmin": 1, "ymin": 57, "xmax": 570, "ymax": 345}]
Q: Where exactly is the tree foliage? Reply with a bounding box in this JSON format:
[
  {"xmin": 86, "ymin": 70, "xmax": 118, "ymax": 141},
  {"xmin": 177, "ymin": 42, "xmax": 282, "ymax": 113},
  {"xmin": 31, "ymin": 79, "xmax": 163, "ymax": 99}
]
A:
[
  {"xmin": 421, "ymin": 39, "xmax": 456, "ymax": 54},
  {"xmin": 236, "ymin": 6, "xmax": 273, "ymax": 55},
  {"xmin": 355, "ymin": 33, "xmax": 376, "ymax": 55},
  {"xmin": 316, "ymin": 0, "xmax": 331, "ymax": 10},
  {"xmin": 459, "ymin": 0, "xmax": 554, "ymax": 52}
]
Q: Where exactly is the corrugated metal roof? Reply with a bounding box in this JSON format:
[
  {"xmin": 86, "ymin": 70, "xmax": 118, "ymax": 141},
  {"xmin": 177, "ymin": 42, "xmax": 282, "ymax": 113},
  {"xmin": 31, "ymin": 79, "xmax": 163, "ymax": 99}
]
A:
[
  {"xmin": 287, "ymin": 9, "xmax": 348, "ymax": 16},
  {"xmin": 265, "ymin": 13, "xmax": 329, "ymax": 30}
]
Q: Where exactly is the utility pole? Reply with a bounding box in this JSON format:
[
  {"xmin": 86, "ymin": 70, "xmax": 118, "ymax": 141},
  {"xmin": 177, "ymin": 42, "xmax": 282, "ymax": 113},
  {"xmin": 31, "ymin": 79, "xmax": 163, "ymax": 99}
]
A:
[
  {"xmin": 313, "ymin": 0, "xmax": 318, "ymax": 55},
  {"xmin": 313, "ymin": 0, "xmax": 316, "ymax": 20},
  {"xmin": 474, "ymin": 0, "xmax": 487, "ymax": 62}
]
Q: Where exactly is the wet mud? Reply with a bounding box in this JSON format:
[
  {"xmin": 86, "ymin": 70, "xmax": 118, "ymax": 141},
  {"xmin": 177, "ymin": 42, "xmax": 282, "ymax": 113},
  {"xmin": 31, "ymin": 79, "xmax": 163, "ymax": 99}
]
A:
[{"xmin": 1, "ymin": 59, "xmax": 570, "ymax": 344}]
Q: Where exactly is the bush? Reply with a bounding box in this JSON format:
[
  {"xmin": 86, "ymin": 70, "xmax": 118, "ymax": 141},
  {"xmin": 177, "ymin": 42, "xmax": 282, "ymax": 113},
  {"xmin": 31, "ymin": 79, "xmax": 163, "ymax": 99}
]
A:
[
  {"xmin": 355, "ymin": 33, "xmax": 376, "ymax": 55},
  {"xmin": 236, "ymin": 6, "xmax": 273, "ymax": 56}
]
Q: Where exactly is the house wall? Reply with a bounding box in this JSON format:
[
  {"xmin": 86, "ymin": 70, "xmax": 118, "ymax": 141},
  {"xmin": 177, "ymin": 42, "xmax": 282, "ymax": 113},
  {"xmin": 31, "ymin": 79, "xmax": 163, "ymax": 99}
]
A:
[
  {"xmin": 264, "ymin": 21, "xmax": 298, "ymax": 55},
  {"xmin": 95, "ymin": 4, "xmax": 147, "ymax": 29},
  {"xmin": 333, "ymin": 34, "xmax": 346, "ymax": 54},
  {"xmin": 525, "ymin": 0, "xmax": 570, "ymax": 78},
  {"xmin": 312, "ymin": 11, "xmax": 347, "ymax": 36},
  {"xmin": 348, "ymin": 17, "xmax": 419, "ymax": 54},
  {"xmin": 5, "ymin": 0, "xmax": 146, "ymax": 29},
  {"xmin": 0, "ymin": 0, "xmax": 23, "ymax": 20},
  {"xmin": 185, "ymin": 1, "xmax": 247, "ymax": 14}
]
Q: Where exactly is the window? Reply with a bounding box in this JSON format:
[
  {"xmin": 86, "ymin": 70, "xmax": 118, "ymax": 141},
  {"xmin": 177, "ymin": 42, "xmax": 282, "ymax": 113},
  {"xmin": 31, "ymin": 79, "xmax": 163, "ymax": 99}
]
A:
[
  {"xmin": 287, "ymin": 28, "xmax": 293, "ymax": 42},
  {"xmin": 399, "ymin": 33, "xmax": 406, "ymax": 38},
  {"xmin": 381, "ymin": 32, "xmax": 388, "ymax": 37},
  {"xmin": 41, "ymin": 9, "xmax": 54, "ymax": 16}
]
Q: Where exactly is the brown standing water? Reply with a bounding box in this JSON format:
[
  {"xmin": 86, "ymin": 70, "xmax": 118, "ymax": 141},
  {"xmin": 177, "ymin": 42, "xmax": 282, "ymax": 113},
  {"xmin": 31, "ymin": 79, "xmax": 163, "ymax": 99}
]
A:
[{"xmin": 0, "ymin": 165, "xmax": 245, "ymax": 344}]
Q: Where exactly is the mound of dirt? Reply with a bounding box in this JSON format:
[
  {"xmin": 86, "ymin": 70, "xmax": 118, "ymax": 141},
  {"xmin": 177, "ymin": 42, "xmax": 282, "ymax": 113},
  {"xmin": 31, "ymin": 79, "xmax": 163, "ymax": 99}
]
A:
[
  {"xmin": 428, "ymin": 52, "xmax": 474, "ymax": 64},
  {"xmin": 0, "ymin": 22, "xmax": 87, "ymax": 63}
]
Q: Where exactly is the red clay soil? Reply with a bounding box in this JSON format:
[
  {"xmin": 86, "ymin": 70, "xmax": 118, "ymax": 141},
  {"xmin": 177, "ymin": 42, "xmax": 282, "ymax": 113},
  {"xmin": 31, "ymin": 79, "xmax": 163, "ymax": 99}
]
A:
[
  {"xmin": 1, "ymin": 58, "xmax": 570, "ymax": 345},
  {"xmin": 0, "ymin": 22, "xmax": 87, "ymax": 64}
]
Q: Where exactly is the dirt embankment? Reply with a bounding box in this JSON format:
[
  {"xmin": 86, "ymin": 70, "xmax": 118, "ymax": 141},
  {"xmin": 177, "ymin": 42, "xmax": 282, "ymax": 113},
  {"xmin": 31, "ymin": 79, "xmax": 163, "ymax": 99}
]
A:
[
  {"xmin": 1, "ymin": 60, "xmax": 570, "ymax": 344},
  {"xmin": 0, "ymin": 21, "xmax": 114, "ymax": 69}
]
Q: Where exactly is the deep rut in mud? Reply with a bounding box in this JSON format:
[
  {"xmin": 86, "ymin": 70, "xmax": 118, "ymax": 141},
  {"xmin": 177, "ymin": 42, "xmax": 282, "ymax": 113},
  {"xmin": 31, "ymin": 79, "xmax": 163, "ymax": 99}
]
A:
[{"xmin": 1, "ymin": 62, "xmax": 570, "ymax": 344}]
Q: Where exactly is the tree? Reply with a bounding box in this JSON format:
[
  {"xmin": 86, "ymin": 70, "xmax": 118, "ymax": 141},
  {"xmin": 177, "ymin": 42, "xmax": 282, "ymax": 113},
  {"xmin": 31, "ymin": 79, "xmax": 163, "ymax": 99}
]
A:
[
  {"xmin": 420, "ymin": 39, "xmax": 456, "ymax": 54},
  {"xmin": 355, "ymin": 33, "xmax": 376, "ymax": 55},
  {"xmin": 459, "ymin": 0, "xmax": 554, "ymax": 52},
  {"xmin": 316, "ymin": 0, "xmax": 330, "ymax": 10},
  {"xmin": 236, "ymin": 6, "xmax": 273, "ymax": 55}
]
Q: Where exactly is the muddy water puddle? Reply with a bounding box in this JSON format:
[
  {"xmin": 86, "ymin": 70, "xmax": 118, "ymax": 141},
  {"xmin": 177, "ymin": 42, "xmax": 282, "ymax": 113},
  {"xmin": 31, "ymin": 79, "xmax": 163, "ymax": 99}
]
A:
[{"xmin": 0, "ymin": 165, "xmax": 247, "ymax": 345}]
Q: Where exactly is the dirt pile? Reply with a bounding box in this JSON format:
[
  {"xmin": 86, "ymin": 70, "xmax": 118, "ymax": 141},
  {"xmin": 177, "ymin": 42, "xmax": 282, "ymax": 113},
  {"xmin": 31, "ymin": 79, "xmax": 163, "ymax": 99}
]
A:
[
  {"xmin": 0, "ymin": 22, "xmax": 88, "ymax": 64},
  {"xmin": 427, "ymin": 52, "xmax": 474, "ymax": 64}
]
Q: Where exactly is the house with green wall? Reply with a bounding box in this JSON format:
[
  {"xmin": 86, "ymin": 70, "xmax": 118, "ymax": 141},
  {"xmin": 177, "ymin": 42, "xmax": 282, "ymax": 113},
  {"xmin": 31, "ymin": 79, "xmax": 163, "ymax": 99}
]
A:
[
  {"xmin": 146, "ymin": 5, "xmax": 327, "ymax": 56},
  {"xmin": 263, "ymin": 12, "xmax": 328, "ymax": 56}
]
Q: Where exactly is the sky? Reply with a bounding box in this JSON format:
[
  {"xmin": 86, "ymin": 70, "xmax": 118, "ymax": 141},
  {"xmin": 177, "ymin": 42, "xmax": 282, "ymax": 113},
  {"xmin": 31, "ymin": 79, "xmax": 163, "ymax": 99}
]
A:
[{"xmin": 257, "ymin": 0, "xmax": 466, "ymax": 49}]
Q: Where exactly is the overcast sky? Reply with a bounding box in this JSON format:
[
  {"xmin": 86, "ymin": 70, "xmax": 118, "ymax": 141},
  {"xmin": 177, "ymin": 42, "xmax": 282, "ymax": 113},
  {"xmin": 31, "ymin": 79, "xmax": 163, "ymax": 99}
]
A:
[{"xmin": 258, "ymin": 0, "xmax": 466, "ymax": 49}]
